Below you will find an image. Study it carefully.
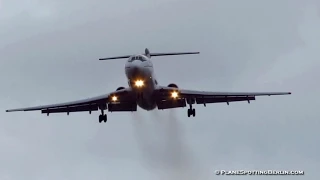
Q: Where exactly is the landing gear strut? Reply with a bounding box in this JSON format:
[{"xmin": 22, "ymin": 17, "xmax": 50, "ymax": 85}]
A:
[
  {"xmin": 187, "ymin": 104, "xmax": 196, "ymax": 117},
  {"xmin": 99, "ymin": 109, "xmax": 107, "ymax": 123}
]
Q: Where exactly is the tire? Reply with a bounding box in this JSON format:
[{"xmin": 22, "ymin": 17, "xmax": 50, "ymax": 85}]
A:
[
  {"xmin": 99, "ymin": 115, "xmax": 102, "ymax": 123},
  {"xmin": 104, "ymin": 114, "xmax": 107, "ymax": 122}
]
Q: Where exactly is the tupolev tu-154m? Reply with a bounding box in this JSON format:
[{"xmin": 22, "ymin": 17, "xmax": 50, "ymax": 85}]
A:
[{"xmin": 6, "ymin": 48, "xmax": 291, "ymax": 123}]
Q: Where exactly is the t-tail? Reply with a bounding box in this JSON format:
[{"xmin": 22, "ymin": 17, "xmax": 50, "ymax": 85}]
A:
[
  {"xmin": 145, "ymin": 48, "xmax": 151, "ymax": 58},
  {"xmin": 99, "ymin": 48, "xmax": 199, "ymax": 61}
]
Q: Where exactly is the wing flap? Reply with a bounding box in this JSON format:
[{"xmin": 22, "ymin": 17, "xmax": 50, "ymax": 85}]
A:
[
  {"xmin": 196, "ymin": 96, "xmax": 255, "ymax": 104},
  {"xmin": 108, "ymin": 102, "xmax": 137, "ymax": 112},
  {"xmin": 157, "ymin": 99, "xmax": 186, "ymax": 110},
  {"xmin": 41, "ymin": 104, "xmax": 99, "ymax": 114},
  {"xmin": 179, "ymin": 90, "xmax": 291, "ymax": 97}
]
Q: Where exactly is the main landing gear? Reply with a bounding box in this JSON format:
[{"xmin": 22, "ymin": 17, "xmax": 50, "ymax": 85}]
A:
[
  {"xmin": 187, "ymin": 104, "xmax": 196, "ymax": 117},
  {"xmin": 99, "ymin": 109, "xmax": 107, "ymax": 123}
]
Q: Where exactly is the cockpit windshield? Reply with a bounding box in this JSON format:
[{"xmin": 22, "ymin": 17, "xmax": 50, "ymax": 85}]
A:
[{"xmin": 128, "ymin": 55, "xmax": 146, "ymax": 62}]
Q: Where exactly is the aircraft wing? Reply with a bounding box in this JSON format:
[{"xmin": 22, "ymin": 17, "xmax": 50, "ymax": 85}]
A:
[
  {"xmin": 6, "ymin": 88, "xmax": 136, "ymax": 115},
  {"xmin": 155, "ymin": 86, "xmax": 291, "ymax": 109}
]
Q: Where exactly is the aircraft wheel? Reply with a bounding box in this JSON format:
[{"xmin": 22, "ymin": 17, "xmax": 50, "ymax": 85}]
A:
[
  {"xmin": 98, "ymin": 115, "xmax": 103, "ymax": 123},
  {"xmin": 187, "ymin": 109, "xmax": 191, "ymax": 117},
  {"xmin": 103, "ymin": 114, "xmax": 107, "ymax": 123},
  {"xmin": 192, "ymin": 109, "xmax": 196, "ymax": 117}
]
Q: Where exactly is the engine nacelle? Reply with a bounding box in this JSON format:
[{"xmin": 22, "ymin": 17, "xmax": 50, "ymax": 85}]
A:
[
  {"xmin": 116, "ymin": 87, "xmax": 125, "ymax": 91},
  {"xmin": 168, "ymin": 83, "xmax": 178, "ymax": 88}
]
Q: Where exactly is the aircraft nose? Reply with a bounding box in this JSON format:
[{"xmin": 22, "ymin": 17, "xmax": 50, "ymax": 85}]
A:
[
  {"xmin": 131, "ymin": 59, "xmax": 141, "ymax": 66},
  {"xmin": 131, "ymin": 66, "xmax": 139, "ymax": 76},
  {"xmin": 131, "ymin": 60, "xmax": 142, "ymax": 70},
  {"xmin": 128, "ymin": 61, "xmax": 142, "ymax": 77}
]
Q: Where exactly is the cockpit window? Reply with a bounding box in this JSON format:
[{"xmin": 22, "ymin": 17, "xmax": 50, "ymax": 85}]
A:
[
  {"xmin": 128, "ymin": 56, "xmax": 146, "ymax": 62},
  {"xmin": 139, "ymin": 56, "xmax": 146, "ymax": 61}
]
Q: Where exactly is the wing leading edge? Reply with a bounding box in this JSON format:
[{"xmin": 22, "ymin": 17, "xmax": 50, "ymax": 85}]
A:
[
  {"xmin": 155, "ymin": 86, "xmax": 291, "ymax": 108},
  {"xmin": 5, "ymin": 88, "xmax": 132, "ymax": 114},
  {"xmin": 158, "ymin": 86, "xmax": 291, "ymax": 97},
  {"xmin": 5, "ymin": 94, "xmax": 110, "ymax": 112}
]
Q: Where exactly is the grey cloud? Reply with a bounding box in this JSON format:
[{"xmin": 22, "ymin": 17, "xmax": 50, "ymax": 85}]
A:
[{"xmin": 1, "ymin": 0, "xmax": 319, "ymax": 179}]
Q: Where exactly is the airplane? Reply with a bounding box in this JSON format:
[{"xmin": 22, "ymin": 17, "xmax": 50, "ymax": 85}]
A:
[{"xmin": 6, "ymin": 48, "xmax": 291, "ymax": 123}]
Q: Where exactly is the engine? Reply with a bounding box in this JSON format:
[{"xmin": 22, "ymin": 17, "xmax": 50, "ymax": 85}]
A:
[
  {"xmin": 116, "ymin": 87, "xmax": 125, "ymax": 91},
  {"xmin": 168, "ymin": 83, "xmax": 178, "ymax": 88}
]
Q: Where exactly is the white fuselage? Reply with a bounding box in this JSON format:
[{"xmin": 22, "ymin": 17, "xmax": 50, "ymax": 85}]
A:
[{"xmin": 124, "ymin": 55, "xmax": 158, "ymax": 110}]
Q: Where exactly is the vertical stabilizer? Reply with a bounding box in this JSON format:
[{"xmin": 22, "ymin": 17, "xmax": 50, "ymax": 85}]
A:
[{"xmin": 145, "ymin": 48, "xmax": 151, "ymax": 58}]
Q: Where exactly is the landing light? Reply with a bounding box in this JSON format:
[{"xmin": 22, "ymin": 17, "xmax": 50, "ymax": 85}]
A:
[
  {"xmin": 112, "ymin": 96, "xmax": 118, "ymax": 101},
  {"xmin": 135, "ymin": 80, "xmax": 144, "ymax": 87},
  {"xmin": 171, "ymin": 91, "xmax": 178, "ymax": 98}
]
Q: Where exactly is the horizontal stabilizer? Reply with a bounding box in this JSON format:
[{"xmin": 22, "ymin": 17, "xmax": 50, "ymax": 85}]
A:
[
  {"xmin": 150, "ymin": 52, "xmax": 199, "ymax": 57},
  {"xmin": 99, "ymin": 55, "xmax": 131, "ymax": 60},
  {"xmin": 99, "ymin": 48, "xmax": 199, "ymax": 61}
]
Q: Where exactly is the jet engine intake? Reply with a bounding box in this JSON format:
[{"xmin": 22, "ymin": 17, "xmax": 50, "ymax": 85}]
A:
[
  {"xmin": 116, "ymin": 87, "xmax": 125, "ymax": 91},
  {"xmin": 168, "ymin": 83, "xmax": 178, "ymax": 88}
]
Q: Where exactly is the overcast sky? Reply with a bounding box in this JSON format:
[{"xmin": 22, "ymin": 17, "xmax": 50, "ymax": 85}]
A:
[{"xmin": 1, "ymin": 0, "xmax": 320, "ymax": 179}]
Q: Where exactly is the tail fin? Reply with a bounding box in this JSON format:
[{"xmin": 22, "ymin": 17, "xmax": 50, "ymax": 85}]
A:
[
  {"xmin": 145, "ymin": 48, "xmax": 151, "ymax": 58},
  {"xmin": 99, "ymin": 48, "xmax": 199, "ymax": 61}
]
